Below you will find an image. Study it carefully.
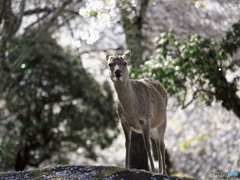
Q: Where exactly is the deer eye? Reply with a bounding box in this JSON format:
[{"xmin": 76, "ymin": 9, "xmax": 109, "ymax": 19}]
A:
[
  {"xmin": 109, "ymin": 63, "xmax": 113, "ymax": 67},
  {"xmin": 123, "ymin": 62, "xmax": 127, "ymax": 66}
]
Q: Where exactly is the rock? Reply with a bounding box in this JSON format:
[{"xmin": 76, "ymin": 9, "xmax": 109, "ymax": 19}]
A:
[{"xmin": 0, "ymin": 165, "xmax": 201, "ymax": 180}]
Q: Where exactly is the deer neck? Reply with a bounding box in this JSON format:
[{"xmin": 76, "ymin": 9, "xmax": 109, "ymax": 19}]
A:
[{"xmin": 114, "ymin": 78, "xmax": 136, "ymax": 117}]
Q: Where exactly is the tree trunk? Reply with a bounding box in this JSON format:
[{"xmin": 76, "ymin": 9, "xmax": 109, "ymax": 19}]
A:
[
  {"xmin": 213, "ymin": 68, "xmax": 240, "ymax": 119},
  {"xmin": 121, "ymin": 0, "xmax": 149, "ymax": 68},
  {"xmin": 129, "ymin": 132, "xmax": 149, "ymax": 170},
  {"xmin": 15, "ymin": 148, "xmax": 29, "ymax": 171},
  {"xmin": 232, "ymin": 96, "xmax": 240, "ymax": 119},
  {"xmin": 120, "ymin": 0, "xmax": 149, "ymax": 171}
]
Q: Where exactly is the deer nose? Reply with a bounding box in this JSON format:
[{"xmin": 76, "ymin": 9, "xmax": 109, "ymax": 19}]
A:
[{"xmin": 115, "ymin": 69, "xmax": 122, "ymax": 77}]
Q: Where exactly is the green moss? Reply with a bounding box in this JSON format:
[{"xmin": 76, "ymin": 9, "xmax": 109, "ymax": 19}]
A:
[
  {"xmin": 0, "ymin": 165, "xmax": 200, "ymax": 180},
  {"xmin": 95, "ymin": 166, "xmax": 129, "ymax": 178}
]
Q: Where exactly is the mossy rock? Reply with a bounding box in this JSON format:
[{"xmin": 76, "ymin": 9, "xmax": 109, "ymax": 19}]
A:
[{"xmin": 0, "ymin": 165, "xmax": 201, "ymax": 180}]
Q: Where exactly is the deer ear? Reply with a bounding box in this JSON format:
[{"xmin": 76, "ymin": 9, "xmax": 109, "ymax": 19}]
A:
[
  {"xmin": 123, "ymin": 50, "xmax": 131, "ymax": 61},
  {"xmin": 106, "ymin": 51, "xmax": 114, "ymax": 62}
]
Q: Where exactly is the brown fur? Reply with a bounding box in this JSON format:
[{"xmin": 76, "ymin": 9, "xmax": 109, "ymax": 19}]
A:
[{"xmin": 106, "ymin": 50, "xmax": 168, "ymax": 174}]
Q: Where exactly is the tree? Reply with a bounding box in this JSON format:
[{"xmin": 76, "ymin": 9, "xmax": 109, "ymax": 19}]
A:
[
  {"xmin": 119, "ymin": 0, "xmax": 151, "ymax": 171},
  {"xmin": 131, "ymin": 20, "xmax": 240, "ymax": 178},
  {"xmin": 133, "ymin": 21, "xmax": 240, "ymax": 119},
  {"xmin": 0, "ymin": 32, "xmax": 118, "ymax": 171},
  {"xmin": 1, "ymin": 0, "xmax": 239, "ymax": 176},
  {"xmin": 0, "ymin": 0, "xmax": 82, "ymax": 93}
]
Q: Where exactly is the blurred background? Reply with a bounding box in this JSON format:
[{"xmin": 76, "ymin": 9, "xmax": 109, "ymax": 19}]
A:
[{"xmin": 0, "ymin": 0, "xmax": 239, "ymax": 179}]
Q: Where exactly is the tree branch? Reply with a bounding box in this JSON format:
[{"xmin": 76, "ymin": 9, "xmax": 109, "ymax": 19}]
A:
[
  {"xmin": 25, "ymin": 12, "xmax": 51, "ymax": 30},
  {"xmin": 24, "ymin": 7, "xmax": 54, "ymax": 16},
  {"xmin": 16, "ymin": 0, "xmax": 26, "ymax": 28},
  {"xmin": 9, "ymin": 0, "xmax": 74, "ymax": 72},
  {"xmin": 181, "ymin": 90, "xmax": 198, "ymax": 109},
  {"xmin": 0, "ymin": 0, "xmax": 74, "ymax": 93},
  {"xmin": 0, "ymin": 0, "xmax": 7, "ymax": 24},
  {"xmin": 24, "ymin": 8, "xmax": 79, "ymax": 17},
  {"xmin": 181, "ymin": 89, "xmax": 215, "ymax": 109}
]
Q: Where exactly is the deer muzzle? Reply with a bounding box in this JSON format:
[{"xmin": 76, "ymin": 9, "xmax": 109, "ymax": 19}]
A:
[{"xmin": 113, "ymin": 69, "xmax": 123, "ymax": 81}]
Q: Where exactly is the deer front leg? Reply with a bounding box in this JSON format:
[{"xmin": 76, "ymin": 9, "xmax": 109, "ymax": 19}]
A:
[{"xmin": 121, "ymin": 122, "xmax": 131, "ymax": 169}]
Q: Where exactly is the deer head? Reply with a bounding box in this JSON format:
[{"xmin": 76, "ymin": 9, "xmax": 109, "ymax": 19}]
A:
[{"xmin": 106, "ymin": 50, "xmax": 131, "ymax": 83}]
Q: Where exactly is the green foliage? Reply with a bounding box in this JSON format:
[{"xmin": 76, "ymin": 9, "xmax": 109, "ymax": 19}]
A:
[
  {"xmin": 0, "ymin": 31, "xmax": 118, "ymax": 170},
  {"xmin": 132, "ymin": 22, "xmax": 240, "ymax": 113}
]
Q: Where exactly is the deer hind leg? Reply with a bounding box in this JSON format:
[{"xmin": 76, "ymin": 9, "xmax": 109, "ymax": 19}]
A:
[
  {"xmin": 155, "ymin": 139, "xmax": 167, "ymax": 174},
  {"xmin": 141, "ymin": 124, "xmax": 156, "ymax": 172},
  {"xmin": 160, "ymin": 140, "xmax": 167, "ymax": 175},
  {"xmin": 155, "ymin": 119, "xmax": 167, "ymax": 175},
  {"xmin": 155, "ymin": 140, "xmax": 162, "ymax": 173},
  {"xmin": 121, "ymin": 122, "xmax": 131, "ymax": 169}
]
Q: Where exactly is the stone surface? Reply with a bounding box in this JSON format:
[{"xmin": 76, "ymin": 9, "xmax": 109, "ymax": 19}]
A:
[{"xmin": 0, "ymin": 165, "xmax": 201, "ymax": 180}]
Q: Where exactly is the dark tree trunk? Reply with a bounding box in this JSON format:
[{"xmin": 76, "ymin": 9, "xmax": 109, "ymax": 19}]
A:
[
  {"xmin": 231, "ymin": 94, "xmax": 240, "ymax": 119},
  {"xmin": 213, "ymin": 67, "xmax": 240, "ymax": 119},
  {"xmin": 120, "ymin": 0, "xmax": 149, "ymax": 68},
  {"xmin": 15, "ymin": 148, "xmax": 29, "ymax": 171},
  {"xmin": 129, "ymin": 132, "xmax": 149, "ymax": 170},
  {"xmin": 120, "ymin": 0, "xmax": 149, "ymax": 171},
  {"xmin": 120, "ymin": 0, "xmax": 172, "ymax": 173}
]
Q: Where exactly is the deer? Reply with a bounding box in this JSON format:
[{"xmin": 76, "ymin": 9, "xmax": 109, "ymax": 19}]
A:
[{"xmin": 106, "ymin": 50, "xmax": 168, "ymax": 174}]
